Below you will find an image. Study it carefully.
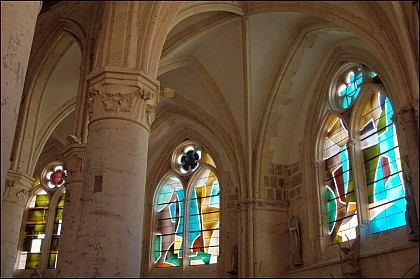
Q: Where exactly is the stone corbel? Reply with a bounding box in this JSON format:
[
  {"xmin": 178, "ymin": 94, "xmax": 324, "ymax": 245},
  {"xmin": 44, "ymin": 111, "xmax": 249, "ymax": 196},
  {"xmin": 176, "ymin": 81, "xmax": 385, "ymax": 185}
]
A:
[
  {"xmin": 62, "ymin": 143, "xmax": 86, "ymax": 184},
  {"xmin": 312, "ymin": 159, "xmax": 323, "ymax": 169},
  {"xmin": 3, "ymin": 170, "xmax": 34, "ymax": 207},
  {"xmin": 396, "ymin": 103, "xmax": 418, "ymax": 129},
  {"xmin": 348, "ymin": 138, "xmax": 356, "ymax": 149}
]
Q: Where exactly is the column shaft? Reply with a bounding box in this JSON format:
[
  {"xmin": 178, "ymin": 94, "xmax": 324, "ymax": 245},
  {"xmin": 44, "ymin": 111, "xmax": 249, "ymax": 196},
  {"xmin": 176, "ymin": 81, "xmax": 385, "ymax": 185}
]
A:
[
  {"xmin": 56, "ymin": 144, "xmax": 86, "ymax": 277},
  {"xmin": 72, "ymin": 68, "xmax": 159, "ymax": 277},
  {"xmin": 1, "ymin": 1, "xmax": 41, "ymax": 198},
  {"xmin": 1, "ymin": 171, "xmax": 34, "ymax": 278}
]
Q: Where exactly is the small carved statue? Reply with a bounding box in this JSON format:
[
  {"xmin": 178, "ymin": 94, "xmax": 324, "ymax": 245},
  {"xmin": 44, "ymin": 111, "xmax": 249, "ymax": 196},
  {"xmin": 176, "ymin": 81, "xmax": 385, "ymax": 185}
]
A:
[
  {"xmin": 29, "ymin": 264, "xmax": 42, "ymax": 278},
  {"xmin": 227, "ymin": 245, "xmax": 238, "ymax": 276},
  {"xmin": 339, "ymin": 236, "xmax": 361, "ymax": 278},
  {"xmin": 287, "ymin": 212, "xmax": 303, "ymax": 266}
]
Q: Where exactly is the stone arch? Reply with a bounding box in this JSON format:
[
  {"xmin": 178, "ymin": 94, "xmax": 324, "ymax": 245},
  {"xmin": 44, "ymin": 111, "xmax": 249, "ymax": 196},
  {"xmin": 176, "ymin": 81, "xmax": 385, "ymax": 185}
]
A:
[
  {"xmin": 243, "ymin": 1, "xmax": 416, "ymax": 107},
  {"xmin": 158, "ymin": 54, "xmax": 244, "ymax": 168},
  {"xmin": 11, "ymin": 30, "xmax": 83, "ymax": 177}
]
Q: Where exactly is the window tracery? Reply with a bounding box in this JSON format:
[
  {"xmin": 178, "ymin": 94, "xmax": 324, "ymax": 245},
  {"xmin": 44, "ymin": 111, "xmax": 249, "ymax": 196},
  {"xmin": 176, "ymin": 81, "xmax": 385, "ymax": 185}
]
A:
[
  {"xmin": 18, "ymin": 162, "xmax": 67, "ymax": 270},
  {"xmin": 321, "ymin": 64, "xmax": 407, "ymax": 244},
  {"xmin": 154, "ymin": 142, "xmax": 220, "ymax": 268}
]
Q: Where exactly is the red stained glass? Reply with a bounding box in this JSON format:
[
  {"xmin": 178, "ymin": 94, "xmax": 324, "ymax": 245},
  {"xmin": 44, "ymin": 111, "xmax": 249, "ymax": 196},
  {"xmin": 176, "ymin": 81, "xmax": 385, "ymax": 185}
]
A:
[{"xmin": 51, "ymin": 171, "xmax": 63, "ymax": 184}]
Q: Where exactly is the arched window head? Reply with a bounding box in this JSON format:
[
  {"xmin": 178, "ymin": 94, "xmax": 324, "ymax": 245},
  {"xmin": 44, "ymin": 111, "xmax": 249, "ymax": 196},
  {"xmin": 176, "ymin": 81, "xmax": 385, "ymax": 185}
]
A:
[{"xmin": 41, "ymin": 162, "xmax": 67, "ymax": 189}]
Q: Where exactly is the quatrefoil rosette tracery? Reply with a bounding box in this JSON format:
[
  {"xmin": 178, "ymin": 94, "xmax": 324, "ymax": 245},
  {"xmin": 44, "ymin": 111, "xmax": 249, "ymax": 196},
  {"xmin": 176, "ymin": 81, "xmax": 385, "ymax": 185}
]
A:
[
  {"xmin": 41, "ymin": 163, "xmax": 68, "ymax": 190},
  {"xmin": 171, "ymin": 143, "xmax": 202, "ymax": 175}
]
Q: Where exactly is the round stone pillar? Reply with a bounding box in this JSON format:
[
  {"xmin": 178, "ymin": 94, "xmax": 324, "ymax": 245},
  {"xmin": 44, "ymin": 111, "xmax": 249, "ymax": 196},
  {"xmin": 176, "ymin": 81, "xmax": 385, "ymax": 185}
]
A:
[
  {"xmin": 72, "ymin": 67, "xmax": 158, "ymax": 278},
  {"xmin": 1, "ymin": 170, "xmax": 34, "ymax": 278},
  {"xmin": 1, "ymin": 1, "xmax": 41, "ymax": 199},
  {"xmin": 56, "ymin": 143, "xmax": 86, "ymax": 277}
]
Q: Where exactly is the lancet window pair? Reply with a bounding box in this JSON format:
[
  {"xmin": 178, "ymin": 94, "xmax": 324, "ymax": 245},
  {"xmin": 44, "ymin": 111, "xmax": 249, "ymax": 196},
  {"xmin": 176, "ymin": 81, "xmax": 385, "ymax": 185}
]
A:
[
  {"xmin": 18, "ymin": 162, "xmax": 67, "ymax": 270},
  {"xmin": 322, "ymin": 64, "xmax": 407, "ymax": 244},
  {"xmin": 153, "ymin": 142, "xmax": 220, "ymax": 267}
]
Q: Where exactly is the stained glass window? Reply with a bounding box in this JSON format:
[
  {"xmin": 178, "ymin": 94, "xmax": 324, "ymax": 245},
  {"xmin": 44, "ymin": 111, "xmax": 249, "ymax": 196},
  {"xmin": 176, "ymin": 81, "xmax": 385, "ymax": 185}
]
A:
[
  {"xmin": 360, "ymin": 91, "xmax": 406, "ymax": 233},
  {"xmin": 335, "ymin": 67, "xmax": 363, "ymax": 110},
  {"xmin": 154, "ymin": 175, "xmax": 184, "ymax": 268},
  {"xmin": 321, "ymin": 64, "xmax": 408, "ymax": 245},
  {"xmin": 18, "ymin": 162, "xmax": 67, "ymax": 270},
  {"xmin": 19, "ymin": 189, "xmax": 49, "ymax": 269},
  {"xmin": 154, "ymin": 143, "xmax": 220, "ymax": 269},
  {"xmin": 189, "ymin": 169, "xmax": 220, "ymax": 265},
  {"xmin": 323, "ymin": 116, "xmax": 358, "ymax": 244},
  {"xmin": 47, "ymin": 192, "xmax": 65, "ymax": 269}
]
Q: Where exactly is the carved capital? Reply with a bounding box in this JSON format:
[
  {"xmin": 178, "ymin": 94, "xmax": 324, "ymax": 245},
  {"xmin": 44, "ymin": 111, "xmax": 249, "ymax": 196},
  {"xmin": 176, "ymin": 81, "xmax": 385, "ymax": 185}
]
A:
[
  {"xmin": 396, "ymin": 103, "xmax": 419, "ymax": 129},
  {"xmin": 3, "ymin": 170, "xmax": 34, "ymax": 207},
  {"xmin": 62, "ymin": 144, "xmax": 86, "ymax": 183},
  {"xmin": 312, "ymin": 159, "xmax": 323, "ymax": 168},
  {"xmin": 348, "ymin": 138, "xmax": 356, "ymax": 148},
  {"xmin": 87, "ymin": 67, "xmax": 160, "ymax": 130}
]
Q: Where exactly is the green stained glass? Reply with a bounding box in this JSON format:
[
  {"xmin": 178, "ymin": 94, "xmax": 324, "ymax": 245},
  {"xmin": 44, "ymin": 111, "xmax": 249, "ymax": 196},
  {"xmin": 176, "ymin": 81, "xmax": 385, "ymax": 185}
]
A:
[
  {"xmin": 47, "ymin": 253, "xmax": 57, "ymax": 269},
  {"xmin": 25, "ymin": 253, "xmax": 41, "ymax": 269},
  {"xmin": 50, "ymin": 238, "xmax": 59, "ymax": 251},
  {"xmin": 35, "ymin": 194, "xmax": 49, "ymax": 207}
]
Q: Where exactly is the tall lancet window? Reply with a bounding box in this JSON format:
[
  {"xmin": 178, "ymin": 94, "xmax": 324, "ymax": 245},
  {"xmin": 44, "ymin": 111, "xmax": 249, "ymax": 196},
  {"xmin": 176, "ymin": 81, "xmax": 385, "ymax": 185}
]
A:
[
  {"xmin": 153, "ymin": 142, "xmax": 220, "ymax": 268},
  {"xmin": 18, "ymin": 162, "xmax": 67, "ymax": 270},
  {"xmin": 360, "ymin": 92, "xmax": 406, "ymax": 233},
  {"xmin": 320, "ymin": 64, "xmax": 407, "ymax": 245}
]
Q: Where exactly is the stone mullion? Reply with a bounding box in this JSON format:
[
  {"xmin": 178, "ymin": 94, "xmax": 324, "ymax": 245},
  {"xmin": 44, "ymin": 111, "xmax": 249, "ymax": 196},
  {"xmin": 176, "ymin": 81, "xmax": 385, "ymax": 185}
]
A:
[
  {"xmin": 56, "ymin": 144, "xmax": 86, "ymax": 277},
  {"xmin": 1, "ymin": 170, "xmax": 34, "ymax": 278},
  {"xmin": 347, "ymin": 138, "xmax": 369, "ymax": 237}
]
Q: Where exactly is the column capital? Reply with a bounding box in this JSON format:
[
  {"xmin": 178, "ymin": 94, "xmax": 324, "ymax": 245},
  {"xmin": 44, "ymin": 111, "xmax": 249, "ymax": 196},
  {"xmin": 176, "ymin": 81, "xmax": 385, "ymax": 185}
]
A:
[
  {"xmin": 395, "ymin": 102, "xmax": 419, "ymax": 129},
  {"xmin": 87, "ymin": 67, "xmax": 160, "ymax": 131},
  {"xmin": 312, "ymin": 159, "xmax": 323, "ymax": 168},
  {"xmin": 348, "ymin": 138, "xmax": 356, "ymax": 148},
  {"xmin": 3, "ymin": 170, "xmax": 34, "ymax": 207},
  {"xmin": 62, "ymin": 143, "xmax": 87, "ymax": 184}
]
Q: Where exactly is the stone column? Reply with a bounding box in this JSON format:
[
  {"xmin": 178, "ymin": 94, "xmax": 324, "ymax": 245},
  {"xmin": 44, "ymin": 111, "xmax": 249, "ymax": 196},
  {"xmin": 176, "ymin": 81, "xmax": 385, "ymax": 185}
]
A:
[
  {"xmin": 1, "ymin": 170, "xmax": 34, "ymax": 278},
  {"xmin": 56, "ymin": 143, "xmax": 86, "ymax": 277},
  {"xmin": 1, "ymin": 1, "xmax": 41, "ymax": 199},
  {"xmin": 72, "ymin": 67, "xmax": 158, "ymax": 278},
  {"xmin": 395, "ymin": 104, "xmax": 419, "ymax": 239}
]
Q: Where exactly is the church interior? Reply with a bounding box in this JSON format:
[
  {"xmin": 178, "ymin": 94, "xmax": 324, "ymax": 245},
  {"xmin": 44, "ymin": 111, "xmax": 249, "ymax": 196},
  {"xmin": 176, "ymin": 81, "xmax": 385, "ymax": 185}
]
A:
[{"xmin": 1, "ymin": 1, "xmax": 419, "ymax": 278}]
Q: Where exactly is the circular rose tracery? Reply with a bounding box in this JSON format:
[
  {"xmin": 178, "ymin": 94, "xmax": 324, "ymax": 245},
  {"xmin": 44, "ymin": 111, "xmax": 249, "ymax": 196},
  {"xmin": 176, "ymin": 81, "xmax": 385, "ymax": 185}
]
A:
[
  {"xmin": 44, "ymin": 164, "xmax": 67, "ymax": 189},
  {"xmin": 172, "ymin": 143, "xmax": 202, "ymax": 175}
]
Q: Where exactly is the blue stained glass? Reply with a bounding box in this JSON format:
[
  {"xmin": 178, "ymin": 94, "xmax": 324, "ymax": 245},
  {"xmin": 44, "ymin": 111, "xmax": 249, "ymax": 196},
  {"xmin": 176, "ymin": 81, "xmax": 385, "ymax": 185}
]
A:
[
  {"xmin": 338, "ymin": 69, "xmax": 364, "ymax": 109},
  {"xmin": 373, "ymin": 158, "xmax": 388, "ymax": 202},
  {"xmin": 341, "ymin": 146, "xmax": 350, "ymax": 195},
  {"xmin": 189, "ymin": 190, "xmax": 201, "ymax": 249},
  {"xmin": 362, "ymin": 93, "xmax": 407, "ymax": 233},
  {"xmin": 156, "ymin": 184, "xmax": 174, "ymax": 211},
  {"xmin": 208, "ymin": 181, "xmax": 220, "ymax": 208},
  {"xmin": 176, "ymin": 188, "xmax": 184, "ymax": 235}
]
